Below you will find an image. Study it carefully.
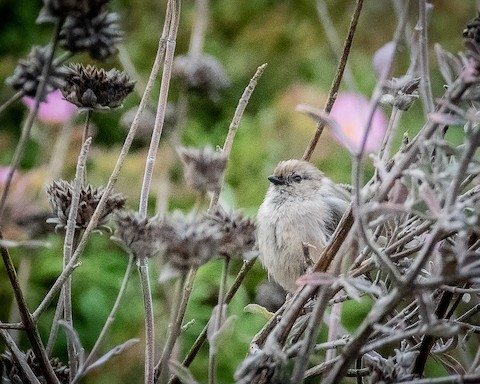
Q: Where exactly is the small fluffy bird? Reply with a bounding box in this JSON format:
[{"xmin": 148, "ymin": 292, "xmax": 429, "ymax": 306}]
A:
[{"xmin": 257, "ymin": 159, "xmax": 350, "ymax": 292}]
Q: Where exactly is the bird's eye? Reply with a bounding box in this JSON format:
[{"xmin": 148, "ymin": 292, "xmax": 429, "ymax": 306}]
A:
[{"xmin": 292, "ymin": 175, "xmax": 302, "ymax": 183}]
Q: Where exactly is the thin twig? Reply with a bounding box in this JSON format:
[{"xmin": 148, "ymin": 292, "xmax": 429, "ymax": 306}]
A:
[
  {"xmin": 208, "ymin": 63, "xmax": 267, "ymax": 210},
  {"xmin": 302, "ymin": 0, "xmax": 364, "ymax": 161},
  {"xmin": 138, "ymin": 258, "xmax": 155, "ymax": 384},
  {"xmin": 0, "ymin": 19, "xmax": 63, "ymax": 223},
  {"xmin": 417, "ymin": 0, "xmax": 435, "ymax": 115},
  {"xmin": 208, "ymin": 257, "xmax": 230, "ymax": 384},
  {"xmin": 73, "ymin": 254, "xmax": 135, "ymax": 384},
  {"xmin": 0, "ymin": 90, "xmax": 23, "ymax": 116},
  {"xmin": 155, "ymin": 271, "xmax": 189, "ymax": 384},
  {"xmin": 139, "ymin": 0, "xmax": 181, "ymax": 216},
  {"xmin": 0, "ymin": 230, "xmax": 60, "ymax": 384},
  {"xmin": 0, "ymin": 329, "xmax": 42, "ymax": 384},
  {"xmin": 169, "ymin": 257, "xmax": 257, "ymax": 384}
]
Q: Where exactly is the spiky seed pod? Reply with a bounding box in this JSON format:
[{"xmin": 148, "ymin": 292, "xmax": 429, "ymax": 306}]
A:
[
  {"xmin": 46, "ymin": 180, "xmax": 126, "ymax": 231},
  {"xmin": 37, "ymin": 0, "xmax": 108, "ymax": 23},
  {"xmin": 177, "ymin": 146, "xmax": 228, "ymax": 194},
  {"xmin": 207, "ymin": 207, "xmax": 256, "ymax": 258},
  {"xmin": 6, "ymin": 46, "xmax": 68, "ymax": 100},
  {"xmin": 158, "ymin": 211, "xmax": 221, "ymax": 272},
  {"xmin": 113, "ymin": 211, "xmax": 161, "ymax": 259},
  {"xmin": 60, "ymin": 12, "xmax": 123, "ymax": 60},
  {"xmin": 172, "ymin": 55, "xmax": 230, "ymax": 101},
  {"xmin": 62, "ymin": 64, "xmax": 135, "ymax": 110},
  {"xmin": 0, "ymin": 350, "xmax": 70, "ymax": 384}
]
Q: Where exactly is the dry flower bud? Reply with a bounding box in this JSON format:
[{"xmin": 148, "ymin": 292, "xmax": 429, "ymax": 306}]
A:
[
  {"xmin": 113, "ymin": 211, "xmax": 161, "ymax": 259},
  {"xmin": 172, "ymin": 54, "xmax": 230, "ymax": 101},
  {"xmin": 47, "ymin": 180, "xmax": 125, "ymax": 231},
  {"xmin": 62, "ymin": 64, "xmax": 135, "ymax": 110},
  {"xmin": 6, "ymin": 46, "xmax": 68, "ymax": 100},
  {"xmin": 60, "ymin": 11, "xmax": 123, "ymax": 60},
  {"xmin": 158, "ymin": 211, "xmax": 221, "ymax": 271},
  {"xmin": 177, "ymin": 145, "xmax": 228, "ymax": 193},
  {"xmin": 207, "ymin": 207, "xmax": 256, "ymax": 258},
  {"xmin": 38, "ymin": 0, "xmax": 108, "ymax": 23}
]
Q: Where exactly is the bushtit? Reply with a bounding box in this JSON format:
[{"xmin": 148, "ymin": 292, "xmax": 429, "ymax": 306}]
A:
[{"xmin": 257, "ymin": 159, "xmax": 350, "ymax": 292}]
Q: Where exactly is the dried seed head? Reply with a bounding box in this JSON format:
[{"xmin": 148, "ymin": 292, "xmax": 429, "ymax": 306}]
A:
[
  {"xmin": 113, "ymin": 211, "xmax": 161, "ymax": 259},
  {"xmin": 60, "ymin": 11, "xmax": 123, "ymax": 60},
  {"xmin": 207, "ymin": 207, "xmax": 256, "ymax": 258},
  {"xmin": 38, "ymin": 0, "xmax": 108, "ymax": 22},
  {"xmin": 62, "ymin": 64, "xmax": 135, "ymax": 110},
  {"xmin": 46, "ymin": 180, "xmax": 125, "ymax": 231},
  {"xmin": 177, "ymin": 146, "xmax": 228, "ymax": 193},
  {"xmin": 158, "ymin": 211, "xmax": 221, "ymax": 271},
  {"xmin": 6, "ymin": 46, "xmax": 68, "ymax": 100},
  {"xmin": 0, "ymin": 349, "xmax": 70, "ymax": 384},
  {"xmin": 172, "ymin": 55, "xmax": 230, "ymax": 101}
]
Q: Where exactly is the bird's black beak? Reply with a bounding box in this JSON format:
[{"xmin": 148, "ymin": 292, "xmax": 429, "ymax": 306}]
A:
[{"xmin": 268, "ymin": 175, "xmax": 286, "ymax": 185}]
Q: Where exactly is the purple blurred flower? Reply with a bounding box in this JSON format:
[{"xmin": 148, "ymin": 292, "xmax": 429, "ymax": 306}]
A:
[
  {"xmin": 329, "ymin": 92, "xmax": 387, "ymax": 153},
  {"xmin": 23, "ymin": 89, "xmax": 77, "ymax": 124}
]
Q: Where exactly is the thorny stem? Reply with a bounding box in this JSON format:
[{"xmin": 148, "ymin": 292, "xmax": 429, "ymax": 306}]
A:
[
  {"xmin": 0, "ymin": 18, "xmax": 63, "ymax": 223},
  {"xmin": 139, "ymin": 0, "xmax": 180, "ymax": 216},
  {"xmin": 0, "ymin": 329, "xmax": 42, "ymax": 384},
  {"xmin": 32, "ymin": 2, "xmax": 168, "ymax": 321},
  {"xmin": 209, "ymin": 63, "xmax": 268, "ymax": 210},
  {"xmin": 138, "ymin": 258, "xmax": 155, "ymax": 384},
  {"xmin": 0, "ymin": 230, "xmax": 60, "ymax": 384},
  {"xmin": 302, "ymin": 0, "xmax": 364, "ymax": 161},
  {"xmin": 73, "ymin": 254, "xmax": 135, "ymax": 383},
  {"xmin": 208, "ymin": 257, "xmax": 230, "ymax": 384},
  {"xmin": 155, "ymin": 271, "xmax": 189, "ymax": 384}
]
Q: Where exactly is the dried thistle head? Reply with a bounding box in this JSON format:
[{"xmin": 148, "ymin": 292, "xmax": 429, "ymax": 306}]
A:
[
  {"xmin": 1, "ymin": 349, "xmax": 70, "ymax": 384},
  {"xmin": 60, "ymin": 12, "xmax": 123, "ymax": 60},
  {"xmin": 6, "ymin": 46, "xmax": 68, "ymax": 100},
  {"xmin": 113, "ymin": 211, "xmax": 161, "ymax": 259},
  {"xmin": 62, "ymin": 64, "xmax": 135, "ymax": 110},
  {"xmin": 172, "ymin": 54, "xmax": 230, "ymax": 101},
  {"xmin": 46, "ymin": 180, "xmax": 126, "ymax": 231},
  {"xmin": 158, "ymin": 211, "xmax": 221, "ymax": 272},
  {"xmin": 38, "ymin": 0, "xmax": 108, "ymax": 22},
  {"xmin": 177, "ymin": 146, "xmax": 228, "ymax": 194},
  {"xmin": 207, "ymin": 207, "xmax": 256, "ymax": 258}
]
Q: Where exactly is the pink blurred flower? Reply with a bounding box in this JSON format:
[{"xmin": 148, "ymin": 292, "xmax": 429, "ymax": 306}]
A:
[
  {"xmin": 329, "ymin": 92, "xmax": 387, "ymax": 153},
  {"xmin": 23, "ymin": 89, "xmax": 77, "ymax": 124}
]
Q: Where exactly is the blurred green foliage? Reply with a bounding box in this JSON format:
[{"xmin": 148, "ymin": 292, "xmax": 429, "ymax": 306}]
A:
[{"xmin": 0, "ymin": 0, "xmax": 476, "ymax": 382}]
